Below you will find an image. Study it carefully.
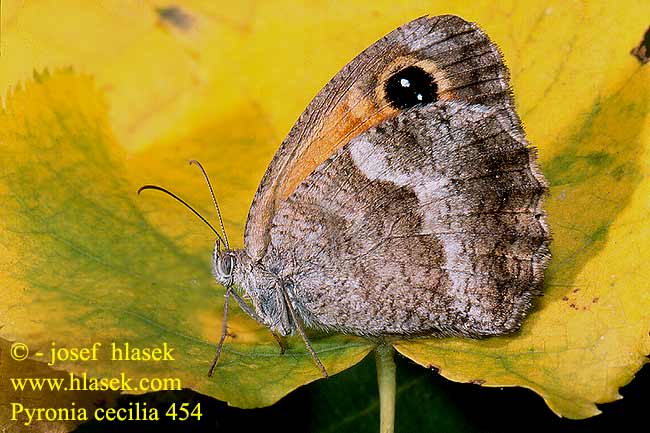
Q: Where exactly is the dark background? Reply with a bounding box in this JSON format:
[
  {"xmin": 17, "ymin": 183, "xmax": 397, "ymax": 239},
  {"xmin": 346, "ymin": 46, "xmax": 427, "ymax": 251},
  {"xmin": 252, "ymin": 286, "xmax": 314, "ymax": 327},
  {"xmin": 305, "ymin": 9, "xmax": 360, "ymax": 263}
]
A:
[{"xmin": 73, "ymin": 350, "xmax": 649, "ymax": 433}]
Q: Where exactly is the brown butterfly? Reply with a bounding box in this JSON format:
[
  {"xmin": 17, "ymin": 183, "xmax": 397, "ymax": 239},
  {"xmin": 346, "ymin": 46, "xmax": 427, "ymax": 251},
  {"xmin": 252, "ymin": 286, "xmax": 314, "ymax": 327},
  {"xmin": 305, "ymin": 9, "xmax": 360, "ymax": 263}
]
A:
[{"xmin": 140, "ymin": 14, "xmax": 550, "ymax": 378}]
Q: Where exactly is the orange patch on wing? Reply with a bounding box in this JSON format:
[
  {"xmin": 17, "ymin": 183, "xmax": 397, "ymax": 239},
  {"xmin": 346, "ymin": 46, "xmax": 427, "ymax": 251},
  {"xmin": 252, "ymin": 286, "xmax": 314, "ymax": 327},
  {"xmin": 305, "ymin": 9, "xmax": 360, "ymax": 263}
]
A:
[
  {"xmin": 277, "ymin": 86, "xmax": 398, "ymax": 201},
  {"xmin": 276, "ymin": 56, "xmax": 456, "ymax": 203}
]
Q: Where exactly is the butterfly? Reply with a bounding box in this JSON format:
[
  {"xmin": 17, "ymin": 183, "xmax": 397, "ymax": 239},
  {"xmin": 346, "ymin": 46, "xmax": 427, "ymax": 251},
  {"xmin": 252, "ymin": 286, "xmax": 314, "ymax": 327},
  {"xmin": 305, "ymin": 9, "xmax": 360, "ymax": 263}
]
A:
[{"xmin": 140, "ymin": 14, "xmax": 550, "ymax": 378}]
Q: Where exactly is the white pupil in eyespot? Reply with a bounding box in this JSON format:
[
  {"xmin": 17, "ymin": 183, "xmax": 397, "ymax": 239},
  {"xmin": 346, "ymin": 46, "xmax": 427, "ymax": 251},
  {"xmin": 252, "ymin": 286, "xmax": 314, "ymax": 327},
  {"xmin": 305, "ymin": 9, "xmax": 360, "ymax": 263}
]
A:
[
  {"xmin": 416, "ymin": 94, "xmax": 423, "ymax": 101},
  {"xmin": 400, "ymin": 78, "xmax": 411, "ymax": 87}
]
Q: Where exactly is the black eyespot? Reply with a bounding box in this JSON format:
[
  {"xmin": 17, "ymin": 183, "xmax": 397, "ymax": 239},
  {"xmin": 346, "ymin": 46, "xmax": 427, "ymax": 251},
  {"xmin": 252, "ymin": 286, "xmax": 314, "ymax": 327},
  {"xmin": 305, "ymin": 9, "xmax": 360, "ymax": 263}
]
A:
[{"xmin": 384, "ymin": 66, "xmax": 438, "ymax": 109}]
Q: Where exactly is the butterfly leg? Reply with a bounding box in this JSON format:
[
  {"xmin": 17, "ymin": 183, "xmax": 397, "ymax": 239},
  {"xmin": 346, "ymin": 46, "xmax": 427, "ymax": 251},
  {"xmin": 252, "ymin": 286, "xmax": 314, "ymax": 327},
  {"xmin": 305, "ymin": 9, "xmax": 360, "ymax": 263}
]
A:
[
  {"xmin": 208, "ymin": 287, "xmax": 232, "ymax": 377},
  {"xmin": 278, "ymin": 284, "xmax": 328, "ymax": 378},
  {"xmin": 230, "ymin": 291, "xmax": 264, "ymax": 321},
  {"xmin": 271, "ymin": 332, "xmax": 287, "ymax": 354},
  {"xmin": 231, "ymin": 291, "xmax": 286, "ymax": 355}
]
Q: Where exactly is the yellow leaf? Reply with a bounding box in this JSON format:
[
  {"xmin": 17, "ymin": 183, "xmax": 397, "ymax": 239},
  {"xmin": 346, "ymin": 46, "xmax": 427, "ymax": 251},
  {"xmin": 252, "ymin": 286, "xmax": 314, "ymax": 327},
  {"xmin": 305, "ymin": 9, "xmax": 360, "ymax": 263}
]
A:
[{"xmin": 392, "ymin": 1, "xmax": 650, "ymax": 419}]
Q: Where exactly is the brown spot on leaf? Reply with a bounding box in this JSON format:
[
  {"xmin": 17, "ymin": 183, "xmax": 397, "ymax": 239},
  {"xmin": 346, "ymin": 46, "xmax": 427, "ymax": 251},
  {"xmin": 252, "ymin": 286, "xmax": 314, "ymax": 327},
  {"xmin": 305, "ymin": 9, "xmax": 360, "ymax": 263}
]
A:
[
  {"xmin": 157, "ymin": 6, "xmax": 194, "ymax": 31},
  {"xmin": 572, "ymin": 288, "xmax": 580, "ymax": 293},
  {"xmin": 592, "ymin": 297, "xmax": 600, "ymax": 303},
  {"xmin": 562, "ymin": 296, "xmax": 569, "ymax": 301},
  {"xmin": 631, "ymin": 26, "xmax": 650, "ymax": 64},
  {"xmin": 570, "ymin": 303, "xmax": 577, "ymax": 309}
]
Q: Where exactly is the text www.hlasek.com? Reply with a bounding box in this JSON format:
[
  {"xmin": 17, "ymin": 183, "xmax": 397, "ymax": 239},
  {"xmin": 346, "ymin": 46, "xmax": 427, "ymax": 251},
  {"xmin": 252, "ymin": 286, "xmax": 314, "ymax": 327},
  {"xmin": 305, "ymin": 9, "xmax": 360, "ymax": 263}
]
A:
[{"xmin": 10, "ymin": 372, "xmax": 181, "ymax": 392}]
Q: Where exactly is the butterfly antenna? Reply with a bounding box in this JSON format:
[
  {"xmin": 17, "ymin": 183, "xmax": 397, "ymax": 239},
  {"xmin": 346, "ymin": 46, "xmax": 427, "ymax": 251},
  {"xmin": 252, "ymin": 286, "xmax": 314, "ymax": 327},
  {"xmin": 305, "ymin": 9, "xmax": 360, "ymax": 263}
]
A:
[
  {"xmin": 137, "ymin": 184, "xmax": 226, "ymax": 246},
  {"xmin": 189, "ymin": 160, "xmax": 230, "ymax": 250}
]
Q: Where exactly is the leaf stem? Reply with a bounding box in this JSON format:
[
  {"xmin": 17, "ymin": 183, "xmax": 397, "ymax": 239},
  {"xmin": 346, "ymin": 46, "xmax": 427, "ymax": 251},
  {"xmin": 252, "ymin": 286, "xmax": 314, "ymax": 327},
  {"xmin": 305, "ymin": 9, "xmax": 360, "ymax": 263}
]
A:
[{"xmin": 375, "ymin": 343, "xmax": 396, "ymax": 433}]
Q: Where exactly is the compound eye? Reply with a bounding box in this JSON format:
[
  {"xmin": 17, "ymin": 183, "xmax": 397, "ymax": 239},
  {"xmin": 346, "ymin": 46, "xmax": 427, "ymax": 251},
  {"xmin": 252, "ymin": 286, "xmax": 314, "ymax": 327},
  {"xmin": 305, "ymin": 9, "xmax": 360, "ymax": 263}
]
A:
[{"xmin": 222, "ymin": 255, "xmax": 234, "ymax": 276}]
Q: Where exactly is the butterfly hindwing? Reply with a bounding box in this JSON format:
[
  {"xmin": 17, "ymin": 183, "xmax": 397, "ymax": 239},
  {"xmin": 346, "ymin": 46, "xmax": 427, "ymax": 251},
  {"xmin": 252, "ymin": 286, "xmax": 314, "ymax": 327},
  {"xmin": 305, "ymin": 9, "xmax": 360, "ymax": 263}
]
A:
[{"xmin": 265, "ymin": 101, "xmax": 549, "ymax": 337}]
